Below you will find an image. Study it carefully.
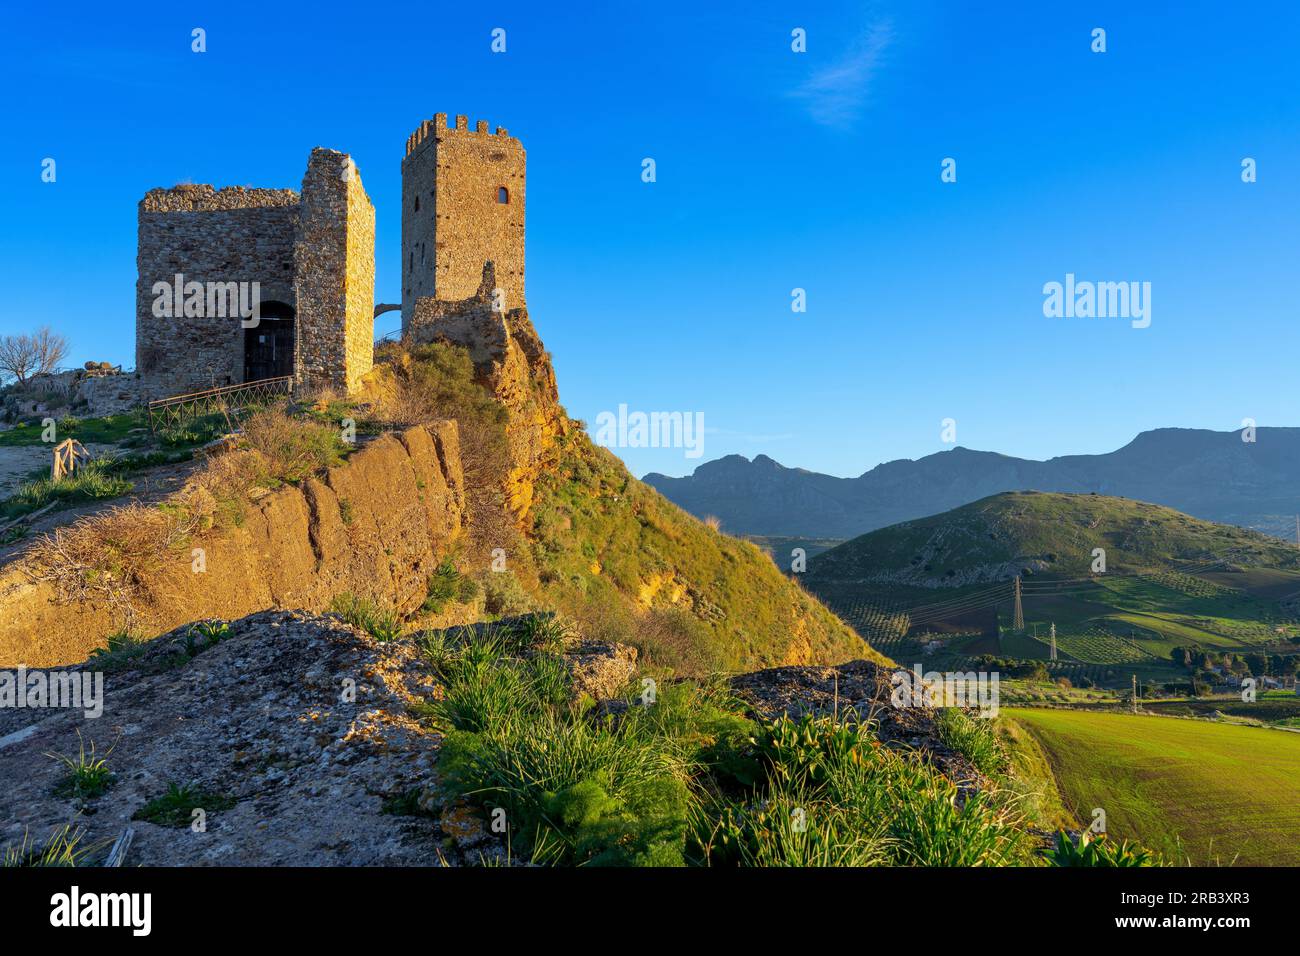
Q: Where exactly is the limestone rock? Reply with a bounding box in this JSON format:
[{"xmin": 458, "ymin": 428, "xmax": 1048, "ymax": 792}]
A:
[
  {"xmin": 564, "ymin": 640, "xmax": 638, "ymax": 702},
  {"xmin": 0, "ymin": 610, "xmax": 446, "ymax": 866}
]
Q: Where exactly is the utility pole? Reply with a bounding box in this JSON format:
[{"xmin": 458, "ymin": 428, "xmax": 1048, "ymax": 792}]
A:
[
  {"xmin": 1013, "ymin": 576, "xmax": 1024, "ymax": 631},
  {"xmin": 1049, "ymin": 623, "xmax": 1057, "ymax": 661},
  {"xmin": 1294, "ymin": 514, "xmax": 1298, "ymax": 547},
  {"xmin": 1132, "ymin": 673, "xmax": 1138, "ymax": 714}
]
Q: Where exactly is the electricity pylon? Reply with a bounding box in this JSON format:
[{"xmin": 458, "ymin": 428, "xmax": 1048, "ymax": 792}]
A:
[{"xmin": 1013, "ymin": 576, "xmax": 1024, "ymax": 631}]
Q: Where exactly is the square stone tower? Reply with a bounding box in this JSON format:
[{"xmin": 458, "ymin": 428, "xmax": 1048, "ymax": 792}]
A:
[{"xmin": 401, "ymin": 113, "xmax": 525, "ymax": 329}]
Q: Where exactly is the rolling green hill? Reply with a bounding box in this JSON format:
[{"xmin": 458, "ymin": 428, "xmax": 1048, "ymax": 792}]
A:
[
  {"xmin": 805, "ymin": 492, "xmax": 1300, "ymax": 688},
  {"xmin": 527, "ymin": 427, "xmax": 884, "ymax": 674},
  {"xmin": 809, "ymin": 491, "xmax": 1300, "ymax": 584}
]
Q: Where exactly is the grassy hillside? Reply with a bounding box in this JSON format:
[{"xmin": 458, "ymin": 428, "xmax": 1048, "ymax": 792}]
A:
[
  {"xmin": 810, "ymin": 491, "xmax": 1300, "ymax": 583},
  {"xmin": 1007, "ymin": 709, "xmax": 1300, "ymax": 865},
  {"xmin": 527, "ymin": 426, "xmax": 883, "ymax": 673},
  {"xmin": 370, "ymin": 339, "xmax": 884, "ymax": 675}
]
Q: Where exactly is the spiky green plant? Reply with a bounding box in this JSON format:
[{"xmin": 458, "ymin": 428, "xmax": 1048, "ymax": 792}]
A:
[
  {"xmin": 2, "ymin": 825, "xmax": 98, "ymax": 867},
  {"xmin": 48, "ymin": 732, "xmax": 115, "ymax": 800},
  {"xmin": 1048, "ymin": 830, "xmax": 1162, "ymax": 867},
  {"xmin": 330, "ymin": 593, "xmax": 402, "ymax": 642}
]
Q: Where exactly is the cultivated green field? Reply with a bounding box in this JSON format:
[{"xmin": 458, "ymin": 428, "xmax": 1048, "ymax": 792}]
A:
[{"xmin": 1007, "ymin": 708, "xmax": 1300, "ymax": 866}]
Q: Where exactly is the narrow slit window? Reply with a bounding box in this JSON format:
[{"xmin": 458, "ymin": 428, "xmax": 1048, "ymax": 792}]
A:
[{"xmin": 497, "ymin": 186, "xmax": 509, "ymax": 204}]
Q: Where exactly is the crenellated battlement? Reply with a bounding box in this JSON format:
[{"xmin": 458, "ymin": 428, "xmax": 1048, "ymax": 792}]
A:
[
  {"xmin": 404, "ymin": 112, "xmax": 515, "ymax": 158},
  {"xmin": 401, "ymin": 110, "xmax": 525, "ymax": 326}
]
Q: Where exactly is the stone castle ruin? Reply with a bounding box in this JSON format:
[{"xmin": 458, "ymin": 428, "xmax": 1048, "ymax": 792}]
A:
[{"xmin": 130, "ymin": 113, "xmax": 526, "ymax": 402}]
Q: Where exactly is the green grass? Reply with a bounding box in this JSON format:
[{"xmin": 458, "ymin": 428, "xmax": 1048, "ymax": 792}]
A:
[
  {"xmin": 1, "ymin": 826, "xmax": 99, "ymax": 867},
  {"xmin": 1007, "ymin": 708, "xmax": 1300, "ymax": 865},
  {"xmin": 935, "ymin": 708, "xmax": 1008, "ymax": 776},
  {"xmin": 1, "ymin": 458, "xmax": 134, "ymax": 519},
  {"xmin": 133, "ymin": 783, "xmax": 236, "ymax": 827},
  {"xmin": 420, "ymin": 616, "xmax": 1027, "ymax": 867},
  {"xmin": 0, "ymin": 411, "xmax": 146, "ymax": 446},
  {"xmin": 330, "ymin": 593, "xmax": 403, "ymax": 642},
  {"xmin": 530, "ymin": 427, "xmax": 887, "ymax": 674},
  {"xmin": 47, "ymin": 734, "xmax": 115, "ymax": 801}
]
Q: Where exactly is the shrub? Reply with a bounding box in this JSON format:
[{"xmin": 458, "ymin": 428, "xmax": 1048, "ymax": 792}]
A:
[
  {"xmin": 630, "ymin": 607, "xmax": 726, "ymax": 678},
  {"xmin": 481, "ymin": 570, "xmax": 531, "ymax": 617},
  {"xmin": 25, "ymin": 501, "xmax": 200, "ymax": 622},
  {"xmin": 87, "ymin": 630, "xmax": 149, "ymax": 672},
  {"xmin": 239, "ymin": 406, "xmax": 346, "ymax": 485},
  {"xmin": 423, "ymin": 560, "xmax": 479, "ymax": 614}
]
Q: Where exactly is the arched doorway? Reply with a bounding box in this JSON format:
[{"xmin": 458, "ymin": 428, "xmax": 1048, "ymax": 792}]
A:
[{"xmin": 243, "ymin": 301, "xmax": 295, "ymax": 382}]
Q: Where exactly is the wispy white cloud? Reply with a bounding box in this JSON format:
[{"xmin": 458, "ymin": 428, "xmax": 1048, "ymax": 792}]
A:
[{"xmin": 790, "ymin": 21, "xmax": 894, "ymax": 129}]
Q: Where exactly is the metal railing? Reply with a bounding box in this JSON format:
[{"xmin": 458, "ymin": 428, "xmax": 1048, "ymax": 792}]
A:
[{"xmin": 147, "ymin": 375, "xmax": 294, "ymax": 433}]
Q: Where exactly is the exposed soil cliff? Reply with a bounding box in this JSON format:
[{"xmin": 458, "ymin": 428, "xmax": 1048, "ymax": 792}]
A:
[{"xmin": 0, "ymin": 423, "xmax": 464, "ymax": 667}]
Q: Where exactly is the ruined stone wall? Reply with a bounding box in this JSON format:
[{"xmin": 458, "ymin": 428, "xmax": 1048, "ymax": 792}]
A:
[
  {"xmin": 401, "ymin": 114, "xmax": 525, "ymax": 329},
  {"xmin": 136, "ymin": 185, "xmax": 299, "ymax": 397},
  {"xmin": 344, "ymin": 159, "xmax": 377, "ymax": 392},
  {"xmin": 294, "ymin": 149, "xmax": 376, "ymax": 394},
  {"xmin": 0, "ymin": 422, "xmax": 464, "ymax": 667}
]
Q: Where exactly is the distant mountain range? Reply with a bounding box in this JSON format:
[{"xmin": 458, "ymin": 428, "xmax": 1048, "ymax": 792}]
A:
[{"xmin": 643, "ymin": 428, "xmax": 1300, "ymax": 541}]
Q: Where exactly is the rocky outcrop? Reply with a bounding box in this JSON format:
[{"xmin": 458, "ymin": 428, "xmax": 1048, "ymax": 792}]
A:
[
  {"xmin": 0, "ymin": 611, "xmax": 448, "ymax": 866},
  {"xmin": 0, "ymin": 609, "xmax": 638, "ymax": 866},
  {"xmin": 0, "ymin": 422, "xmax": 465, "ymax": 667},
  {"xmin": 408, "ymin": 262, "xmax": 567, "ymax": 519},
  {"xmin": 564, "ymin": 640, "xmax": 638, "ymax": 701},
  {"xmin": 730, "ymin": 659, "xmax": 983, "ymax": 784}
]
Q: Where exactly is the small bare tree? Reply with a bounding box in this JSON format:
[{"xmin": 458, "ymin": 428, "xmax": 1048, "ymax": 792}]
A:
[
  {"xmin": 0, "ymin": 326, "xmax": 69, "ymax": 385},
  {"xmin": 0, "ymin": 334, "xmax": 39, "ymax": 385},
  {"xmin": 32, "ymin": 326, "xmax": 69, "ymax": 376}
]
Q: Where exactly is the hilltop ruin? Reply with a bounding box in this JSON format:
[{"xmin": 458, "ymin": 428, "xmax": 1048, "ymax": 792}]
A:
[{"xmin": 32, "ymin": 114, "xmax": 527, "ymax": 414}]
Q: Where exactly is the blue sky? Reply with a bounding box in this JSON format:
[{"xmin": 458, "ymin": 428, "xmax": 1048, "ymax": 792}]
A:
[{"xmin": 3, "ymin": 0, "xmax": 1297, "ymax": 478}]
